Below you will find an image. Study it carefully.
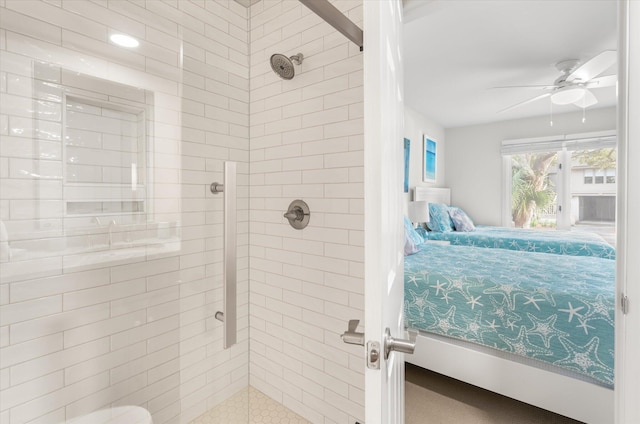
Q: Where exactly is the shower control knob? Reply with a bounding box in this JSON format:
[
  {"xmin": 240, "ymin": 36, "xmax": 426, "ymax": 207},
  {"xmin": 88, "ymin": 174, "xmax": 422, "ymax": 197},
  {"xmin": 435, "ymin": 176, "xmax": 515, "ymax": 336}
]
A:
[
  {"xmin": 283, "ymin": 210, "xmax": 303, "ymax": 221},
  {"xmin": 283, "ymin": 200, "xmax": 310, "ymax": 230}
]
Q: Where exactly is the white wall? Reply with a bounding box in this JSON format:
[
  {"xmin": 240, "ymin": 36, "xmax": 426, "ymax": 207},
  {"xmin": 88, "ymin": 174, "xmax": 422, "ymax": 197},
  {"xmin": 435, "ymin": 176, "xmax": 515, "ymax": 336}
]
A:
[
  {"xmin": 445, "ymin": 107, "xmax": 616, "ymax": 226},
  {"xmin": 248, "ymin": 1, "xmax": 365, "ymax": 423},
  {"xmin": 403, "ymin": 106, "xmax": 446, "ymax": 210}
]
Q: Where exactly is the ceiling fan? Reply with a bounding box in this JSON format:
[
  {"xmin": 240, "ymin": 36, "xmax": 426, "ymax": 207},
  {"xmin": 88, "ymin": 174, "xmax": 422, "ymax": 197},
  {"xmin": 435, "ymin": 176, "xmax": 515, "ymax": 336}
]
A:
[{"xmin": 497, "ymin": 50, "xmax": 617, "ymax": 114}]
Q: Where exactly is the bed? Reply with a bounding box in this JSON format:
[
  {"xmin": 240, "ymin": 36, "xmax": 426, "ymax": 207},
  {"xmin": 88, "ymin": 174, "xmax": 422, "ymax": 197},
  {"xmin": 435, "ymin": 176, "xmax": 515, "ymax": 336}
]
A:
[
  {"xmin": 423, "ymin": 225, "xmax": 615, "ymax": 259},
  {"xmin": 404, "ymin": 188, "xmax": 616, "ymax": 424},
  {"xmin": 413, "ymin": 187, "xmax": 615, "ymax": 259}
]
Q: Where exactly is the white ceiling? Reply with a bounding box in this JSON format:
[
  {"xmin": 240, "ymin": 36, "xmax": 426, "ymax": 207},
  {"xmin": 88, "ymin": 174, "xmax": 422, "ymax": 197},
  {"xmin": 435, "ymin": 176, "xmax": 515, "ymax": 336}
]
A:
[{"xmin": 403, "ymin": 0, "xmax": 618, "ymax": 129}]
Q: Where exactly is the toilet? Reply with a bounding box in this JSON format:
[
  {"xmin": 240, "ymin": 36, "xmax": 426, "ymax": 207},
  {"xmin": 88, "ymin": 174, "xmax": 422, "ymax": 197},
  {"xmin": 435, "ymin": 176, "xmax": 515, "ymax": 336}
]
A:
[{"xmin": 64, "ymin": 406, "xmax": 152, "ymax": 424}]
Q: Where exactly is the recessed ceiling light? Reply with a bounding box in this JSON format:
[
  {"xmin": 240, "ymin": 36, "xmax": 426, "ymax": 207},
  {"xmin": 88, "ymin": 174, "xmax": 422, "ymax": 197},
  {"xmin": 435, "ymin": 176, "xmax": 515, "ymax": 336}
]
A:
[{"xmin": 110, "ymin": 33, "xmax": 139, "ymax": 48}]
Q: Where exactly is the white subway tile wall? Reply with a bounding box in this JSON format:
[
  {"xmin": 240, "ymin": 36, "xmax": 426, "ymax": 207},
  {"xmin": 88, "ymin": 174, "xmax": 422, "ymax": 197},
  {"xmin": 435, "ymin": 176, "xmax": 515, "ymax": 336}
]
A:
[
  {"xmin": 1, "ymin": 0, "xmax": 366, "ymax": 423},
  {"xmin": 249, "ymin": 1, "xmax": 365, "ymax": 423},
  {"xmin": 1, "ymin": 1, "xmax": 249, "ymax": 424}
]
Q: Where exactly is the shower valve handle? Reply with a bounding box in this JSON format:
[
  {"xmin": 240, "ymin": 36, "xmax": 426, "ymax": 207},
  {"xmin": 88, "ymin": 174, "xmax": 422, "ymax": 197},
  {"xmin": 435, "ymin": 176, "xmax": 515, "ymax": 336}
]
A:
[
  {"xmin": 283, "ymin": 209, "xmax": 304, "ymax": 221},
  {"xmin": 283, "ymin": 200, "xmax": 310, "ymax": 230}
]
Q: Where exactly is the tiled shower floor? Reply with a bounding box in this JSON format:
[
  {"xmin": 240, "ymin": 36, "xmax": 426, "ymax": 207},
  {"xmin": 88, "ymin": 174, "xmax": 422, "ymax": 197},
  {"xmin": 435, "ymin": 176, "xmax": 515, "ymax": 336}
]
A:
[{"xmin": 191, "ymin": 386, "xmax": 310, "ymax": 424}]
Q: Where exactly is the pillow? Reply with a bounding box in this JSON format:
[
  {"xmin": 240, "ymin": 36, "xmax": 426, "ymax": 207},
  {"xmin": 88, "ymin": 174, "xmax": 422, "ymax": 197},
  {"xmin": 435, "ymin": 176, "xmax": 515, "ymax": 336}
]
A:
[
  {"xmin": 449, "ymin": 207, "xmax": 475, "ymax": 232},
  {"xmin": 428, "ymin": 203, "xmax": 454, "ymax": 232},
  {"xmin": 404, "ymin": 216, "xmax": 425, "ymax": 246},
  {"xmin": 404, "ymin": 231, "xmax": 420, "ymax": 256},
  {"xmin": 415, "ymin": 225, "xmax": 429, "ymax": 240}
]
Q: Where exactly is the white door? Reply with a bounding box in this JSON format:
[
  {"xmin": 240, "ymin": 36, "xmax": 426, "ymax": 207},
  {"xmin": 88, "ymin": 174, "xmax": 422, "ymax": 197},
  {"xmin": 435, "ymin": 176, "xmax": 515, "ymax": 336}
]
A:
[
  {"xmin": 615, "ymin": 1, "xmax": 640, "ymax": 422},
  {"xmin": 363, "ymin": 0, "xmax": 407, "ymax": 423}
]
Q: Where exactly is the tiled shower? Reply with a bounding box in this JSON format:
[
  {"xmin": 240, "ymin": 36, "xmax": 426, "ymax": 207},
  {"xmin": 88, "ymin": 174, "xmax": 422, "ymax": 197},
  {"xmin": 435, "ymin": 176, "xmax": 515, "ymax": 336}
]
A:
[{"xmin": 0, "ymin": 0, "xmax": 365, "ymax": 423}]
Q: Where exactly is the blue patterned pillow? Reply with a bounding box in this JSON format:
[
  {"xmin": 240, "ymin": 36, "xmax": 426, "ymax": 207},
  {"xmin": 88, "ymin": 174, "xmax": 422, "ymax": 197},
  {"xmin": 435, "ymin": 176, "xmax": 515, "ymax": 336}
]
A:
[
  {"xmin": 404, "ymin": 216, "xmax": 425, "ymax": 246},
  {"xmin": 415, "ymin": 225, "xmax": 429, "ymax": 240},
  {"xmin": 428, "ymin": 203, "xmax": 454, "ymax": 232},
  {"xmin": 449, "ymin": 207, "xmax": 475, "ymax": 232}
]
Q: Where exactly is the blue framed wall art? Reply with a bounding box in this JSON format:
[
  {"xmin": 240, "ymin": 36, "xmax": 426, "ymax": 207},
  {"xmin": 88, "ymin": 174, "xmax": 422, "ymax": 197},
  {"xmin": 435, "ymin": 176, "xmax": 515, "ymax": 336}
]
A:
[{"xmin": 423, "ymin": 136, "xmax": 437, "ymax": 182}]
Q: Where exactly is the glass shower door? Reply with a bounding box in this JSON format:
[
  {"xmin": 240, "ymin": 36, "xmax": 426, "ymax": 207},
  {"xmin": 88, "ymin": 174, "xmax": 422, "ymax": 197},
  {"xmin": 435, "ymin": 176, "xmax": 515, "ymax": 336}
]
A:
[{"xmin": 0, "ymin": 1, "xmax": 249, "ymax": 423}]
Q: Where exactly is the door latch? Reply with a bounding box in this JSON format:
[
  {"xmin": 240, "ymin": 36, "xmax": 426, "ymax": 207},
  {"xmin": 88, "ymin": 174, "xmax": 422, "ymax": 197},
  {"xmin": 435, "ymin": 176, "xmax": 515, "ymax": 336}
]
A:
[{"xmin": 367, "ymin": 341, "xmax": 380, "ymax": 369}]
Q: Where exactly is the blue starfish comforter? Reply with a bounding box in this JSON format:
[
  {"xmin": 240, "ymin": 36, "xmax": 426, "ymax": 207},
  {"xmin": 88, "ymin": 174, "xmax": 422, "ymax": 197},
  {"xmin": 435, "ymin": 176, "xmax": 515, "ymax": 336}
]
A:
[
  {"xmin": 423, "ymin": 226, "xmax": 615, "ymax": 259},
  {"xmin": 404, "ymin": 243, "xmax": 615, "ymax": 386}
]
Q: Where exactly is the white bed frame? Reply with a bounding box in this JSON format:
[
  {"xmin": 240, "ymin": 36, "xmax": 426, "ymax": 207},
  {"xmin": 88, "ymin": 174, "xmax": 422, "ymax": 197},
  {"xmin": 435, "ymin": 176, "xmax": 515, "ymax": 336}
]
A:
[{"xmin": 407, "ymin": 187, "xmax": 614, "ymax": 424}]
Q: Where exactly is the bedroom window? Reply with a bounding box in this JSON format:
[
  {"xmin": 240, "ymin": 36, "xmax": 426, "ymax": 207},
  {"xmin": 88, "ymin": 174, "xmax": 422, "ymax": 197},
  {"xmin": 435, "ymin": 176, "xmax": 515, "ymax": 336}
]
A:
[
  {"xmin": 510, "ymin": 152, "xmax": 558, "ymax": 229},
  {"xmin": 502, "ymin": 132, "xmax": 617, "ymax": 233}
]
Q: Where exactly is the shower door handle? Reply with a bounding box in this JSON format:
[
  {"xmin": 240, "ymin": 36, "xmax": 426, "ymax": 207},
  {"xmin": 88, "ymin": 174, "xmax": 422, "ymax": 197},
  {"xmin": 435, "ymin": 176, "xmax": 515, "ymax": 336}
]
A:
[{"xmin": 213, "ymin": 161, "xmax": 237, "ymax": 349}]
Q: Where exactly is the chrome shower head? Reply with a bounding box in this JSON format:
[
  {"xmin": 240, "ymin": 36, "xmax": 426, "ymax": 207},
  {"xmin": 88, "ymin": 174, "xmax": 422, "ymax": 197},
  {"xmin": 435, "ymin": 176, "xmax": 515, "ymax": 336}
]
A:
[{"xmin": 270, "ymin": 53, "xmax": 304, "ymax": 80}]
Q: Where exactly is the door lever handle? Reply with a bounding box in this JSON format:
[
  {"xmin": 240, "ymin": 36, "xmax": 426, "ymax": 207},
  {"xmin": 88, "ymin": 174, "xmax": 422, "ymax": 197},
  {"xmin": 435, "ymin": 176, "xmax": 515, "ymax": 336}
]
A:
[
  {"xmin": 341, "ymin": 319, "xmax": 365, "ymax": 346},
  {"xmin": 384, "ymin": 327, "xmax": 417, "ymax": 359}
]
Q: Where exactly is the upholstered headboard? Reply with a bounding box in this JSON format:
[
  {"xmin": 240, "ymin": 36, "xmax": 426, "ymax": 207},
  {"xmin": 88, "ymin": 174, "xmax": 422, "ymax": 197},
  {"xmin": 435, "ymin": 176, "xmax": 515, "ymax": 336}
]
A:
[{"xmin": 413, "ymin": 187, "xmax": 451, "ymax": 205}]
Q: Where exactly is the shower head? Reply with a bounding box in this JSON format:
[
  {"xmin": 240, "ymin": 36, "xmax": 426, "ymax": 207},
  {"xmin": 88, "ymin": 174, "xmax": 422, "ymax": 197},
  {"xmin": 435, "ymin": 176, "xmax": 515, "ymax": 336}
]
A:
[{"xmin": 270, "ymin": 53, "xmax": 304, "ymax": 80}]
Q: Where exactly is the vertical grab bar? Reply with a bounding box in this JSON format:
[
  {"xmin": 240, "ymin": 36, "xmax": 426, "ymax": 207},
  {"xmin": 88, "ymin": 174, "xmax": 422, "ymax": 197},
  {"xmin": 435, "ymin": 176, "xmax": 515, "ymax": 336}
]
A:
[
  {"xmin": 224, "ymin": 161, "xmax": 237, "ymax": 349},
  {"xmin": 211, "ymin": 161, "xmax": 237, "ymax": 349}
]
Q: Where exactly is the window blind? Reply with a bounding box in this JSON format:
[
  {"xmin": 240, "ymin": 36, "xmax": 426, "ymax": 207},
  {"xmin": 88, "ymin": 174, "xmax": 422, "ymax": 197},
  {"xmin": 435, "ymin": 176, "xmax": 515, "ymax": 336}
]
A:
[{"xmin": 501, "ymin": 131, "xmax": 617, "ymax": 155}]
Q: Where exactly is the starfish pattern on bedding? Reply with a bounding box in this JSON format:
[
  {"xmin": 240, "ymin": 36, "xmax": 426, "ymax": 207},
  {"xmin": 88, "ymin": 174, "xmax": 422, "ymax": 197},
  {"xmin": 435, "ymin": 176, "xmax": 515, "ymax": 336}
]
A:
[
  {"xmin": 404, "ymin": 242, "xmax": 616, "ymax": 386},
  {"xmin": 457, "ymin": 311, "xmax": 485, "ymax": 341},
  {"xmin": 406, "ymin": 288, "xmax": 437, "ymax": 318},
  {"xmin": 532, "ymin": 286, "xmax": 557, "ymax": 307},
  {"xmin": 525, "ymin": 313, "xmax": 568, "ymax": 348},
  {"xmin": 440, "ymin": 291, "xmax": 452, "ymax": 304},
  {"xmin": 485, "ymin": 319, "xmax": 500, "ymax": 331},
  {"xmin": 506, "ymin": 319, "xmax": 518, "ymax": 331},
  {"xmin": 466, "ymin": 295, "xmax": 483, "ymax": 310},
  {"xmin": 487, "ymin": 296, "xmax": 521, "ymax": 327},
  {"xmin": 498, "ymin": 326, "xmax": 551, "ymax": 358},
  {"xmin": 576, "ymin": 317, "xmax": 596, "ymax": 335},
  {"xmin": 558, "ymin": 302, "xmax": 584, "ymax": 323},
  {"xmin": 446, "ymin": 277, "xmax": 485, "ymax": 302},
  {"xmin": 554, "ymin": 337, "xmax": 612, "ymax": 385},
  {"xmin": 483, "ymin": 281, "xmax": 530, "ymax": 310},
  {"xmin": 522, "ymin": 295, "xmax": 545, "ymax": 311},
  {"xmin": 575, "ymin": 293, "xmax": 615, "ymax": 326},
  {"xmin": 426, "ymin": 306, "xmax": 461, "ymax": 335},
  {"xmin": 431, "ymin": 280, "xmax": 446, "ymax": 296}
]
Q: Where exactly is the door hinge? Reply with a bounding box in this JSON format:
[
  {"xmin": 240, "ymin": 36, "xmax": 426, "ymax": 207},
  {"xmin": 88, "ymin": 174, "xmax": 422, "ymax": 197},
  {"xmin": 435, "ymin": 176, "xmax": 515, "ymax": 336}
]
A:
[
  {"xmin": 621, "ymin": 294, "xmax": 630, "ymax": 315},
  {"xmin": 558, "ymin": 205, "xmax": 562, "ymax": 212},
  {"xmin": 559, "ymin": 163, "xmax": 563, "ymax": 170}
]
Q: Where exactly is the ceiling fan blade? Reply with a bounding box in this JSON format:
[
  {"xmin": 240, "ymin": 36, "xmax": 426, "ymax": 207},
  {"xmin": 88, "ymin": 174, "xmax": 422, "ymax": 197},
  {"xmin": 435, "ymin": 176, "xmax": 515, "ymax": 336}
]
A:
[
  {"xmin": 567, "ymin": 50, "xmax": 616, "ymax": 83},
  {"xmin": 572, "ymin": 89, "xmax": 598, "ymax": 108},
  {"xmin": 585, "ymin": 74, "xmax": 617, "ymax": 88},
  {"xmin": 492, "ymin": 85, "xmax": 556, "ymax": 90},
  {"xmin": 497, "ymin": 93, "xmax": 551, "ymax": 114}
]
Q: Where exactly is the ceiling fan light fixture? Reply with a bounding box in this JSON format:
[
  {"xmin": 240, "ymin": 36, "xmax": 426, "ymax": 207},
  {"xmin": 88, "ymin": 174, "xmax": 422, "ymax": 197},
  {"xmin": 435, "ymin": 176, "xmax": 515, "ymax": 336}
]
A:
[{"xmin": 551, "ymin": 87, "xmax": 586, "ymax": 105}]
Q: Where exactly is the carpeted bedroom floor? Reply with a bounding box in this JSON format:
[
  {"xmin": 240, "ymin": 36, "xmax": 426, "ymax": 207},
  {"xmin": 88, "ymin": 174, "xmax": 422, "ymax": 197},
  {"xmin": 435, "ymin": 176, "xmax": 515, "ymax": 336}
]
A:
[{"xmin": 406, "ymin": 363, "xmax": 585, "ymax": 424}]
